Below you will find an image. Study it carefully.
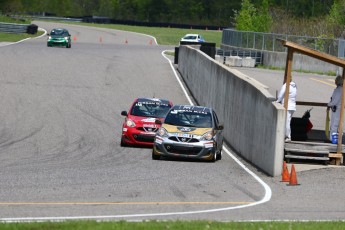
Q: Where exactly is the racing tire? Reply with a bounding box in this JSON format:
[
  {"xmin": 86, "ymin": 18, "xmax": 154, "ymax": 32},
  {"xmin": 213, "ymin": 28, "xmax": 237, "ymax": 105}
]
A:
[
  {"xmin": 217, "ymin": 150, "xmax": 222, "ymax": 161},
  {"xmin": 120, "ymin": 140, "xmax": 127, "ymax": 147},
  {"xmin": 152, "ymin": 150, "xmax": 160, "ymax": 160},
  {"xmin": 210, "ymin": 152, "xmax": 217, "ymax": 162}
]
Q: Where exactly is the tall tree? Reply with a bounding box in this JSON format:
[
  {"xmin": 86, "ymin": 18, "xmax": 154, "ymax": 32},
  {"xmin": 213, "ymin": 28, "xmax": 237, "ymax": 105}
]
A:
[
  {"xmin": 234, "ymin": 0, "xmax": 256, "ymax": 31},
  {"xmin": 326, "ymin": 0, "xmax": 345, "ymax": 37},
  {"xmin": 0, "ymin": 0, "xmax": 23, "ymax": 13},
  {"xmin": 253, "ymin": 0, "xmax": 272, "ymax": 32}
]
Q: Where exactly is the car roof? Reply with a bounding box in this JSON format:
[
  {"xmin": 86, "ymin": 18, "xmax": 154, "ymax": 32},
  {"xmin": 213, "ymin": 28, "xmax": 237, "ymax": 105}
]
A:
[
  {"xmin": 135, "ymin": 97, "xmax": 172, "ymax": 104},
  {"xmin": 170, "ymin": 105, "xmax": 212, "ymax": 113},
  {"xmin": 183, "ymin": 34, "xmax": 200, "ymax": 37}
]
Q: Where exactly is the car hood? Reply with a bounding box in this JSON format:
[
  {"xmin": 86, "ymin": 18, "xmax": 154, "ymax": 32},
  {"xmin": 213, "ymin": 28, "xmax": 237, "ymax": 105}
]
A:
[
  {"xmin": 162, "ymin": 124, "xmax": 211, "ymax": 135},
  {"xmin": 129, "ymin": 116, "xmax": 164, "ymax": 126}
]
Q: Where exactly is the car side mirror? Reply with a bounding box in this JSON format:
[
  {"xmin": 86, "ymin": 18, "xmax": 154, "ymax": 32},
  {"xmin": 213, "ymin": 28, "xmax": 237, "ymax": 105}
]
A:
[
  {"xmin": 218, "ymin": 124, "xmax": 224, "ymax": 130},
  {"xmin": 155, "ymin": 119, "xmax": 162, "ymax": 125},
  {"xmin": 47, "ymin": 33, "xmax": 50, "ymax": 36},
  {"xmin": 121, "ymin": 111, "xmax": 128, "ymax": 116}
]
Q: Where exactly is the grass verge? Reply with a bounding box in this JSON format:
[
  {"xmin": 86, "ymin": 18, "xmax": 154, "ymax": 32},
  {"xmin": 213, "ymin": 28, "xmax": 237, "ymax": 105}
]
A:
[
  {"xmin": 71, "ymin": 22, "xmax": 223, "ymax": 47},
  {"xmin": 1, "ymin": 220, "xmax": 345, "ymax": 229}
]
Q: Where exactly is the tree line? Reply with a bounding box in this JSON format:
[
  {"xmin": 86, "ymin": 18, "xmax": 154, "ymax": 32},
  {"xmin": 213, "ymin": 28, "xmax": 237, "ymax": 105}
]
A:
[{"xmin": 1, "ymin": 0, "xmax": 345, "ymax": 38}]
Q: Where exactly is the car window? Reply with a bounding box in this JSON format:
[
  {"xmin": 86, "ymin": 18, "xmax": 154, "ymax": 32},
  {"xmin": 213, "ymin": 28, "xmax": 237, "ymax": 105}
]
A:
[
  {"xmin": 212, "ymin": 111, "xmax": 219, "ymax": 127},
  {"xmin": 165, "ymin": 110, "xmax": 212, "ymax": 128},
  {"xmin": 51, "ymin": 30, "xmax": 62, "ymax": 35},
  {"xmin": 131, "ymin": 101, "xmax": 171, "ymax": 118}
]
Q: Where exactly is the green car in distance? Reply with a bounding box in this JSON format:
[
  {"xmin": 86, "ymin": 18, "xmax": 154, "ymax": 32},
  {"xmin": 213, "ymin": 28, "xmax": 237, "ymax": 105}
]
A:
[{"xmin": 47, "ymin": 28, "xmax": 71, "ymax": 48}]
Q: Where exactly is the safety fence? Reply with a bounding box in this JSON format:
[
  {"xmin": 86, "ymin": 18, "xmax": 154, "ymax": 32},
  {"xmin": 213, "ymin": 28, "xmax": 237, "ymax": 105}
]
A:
[
  {"xmin": 0, "ymin": 22, "xmax": 38, "ymax": 34},
  {"xmin": 221, "ymin": 29, "xmax": 345, "ymax": 59}
]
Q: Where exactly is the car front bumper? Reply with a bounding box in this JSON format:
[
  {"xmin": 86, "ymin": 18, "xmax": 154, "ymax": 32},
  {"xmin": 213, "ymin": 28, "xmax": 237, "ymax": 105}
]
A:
[
  {"xmin": 153, "ymin": 136, "xmax": 216, "ymax": 160},
  {"xmin": 47, "ymin": 39, "xmax": 69, "ymax": 47},
  {"xmin": 121, "ymin": 127, "xmax": 156, "ymax": 146}
]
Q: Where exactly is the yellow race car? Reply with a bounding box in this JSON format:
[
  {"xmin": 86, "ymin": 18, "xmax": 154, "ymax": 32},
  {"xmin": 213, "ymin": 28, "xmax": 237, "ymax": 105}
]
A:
[{"xmin": 153, "ymin": 105, "xmax": 224, "ymax": 162}]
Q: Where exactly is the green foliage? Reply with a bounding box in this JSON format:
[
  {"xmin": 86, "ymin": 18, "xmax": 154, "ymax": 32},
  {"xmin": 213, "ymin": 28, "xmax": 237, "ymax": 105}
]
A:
[
  {"xmin": 0, "ymin": 0, "xmax": 242, "ymax": 27},
  {"xmin": 327, "ymin": 0, "xmax": 345, "ymax": 24},
  {"xmin": 313, "ymin": 34, "xmax": 335, "ymax": 52},
  {"xmin": 234, "ymin": 0, "xmax": 256, "ymax": 31},
  {"xmin": 253, "ymin": 0, "xmax": 272, "ymax": 32},
  {"xmin": 234, "ymin": 0, "xmax": 272, "ymax": 32}
]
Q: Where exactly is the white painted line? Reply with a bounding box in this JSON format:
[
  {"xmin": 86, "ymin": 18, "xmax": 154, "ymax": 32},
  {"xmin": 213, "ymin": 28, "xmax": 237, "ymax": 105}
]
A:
[
  {"xmin": 0, "ymin": 145, "xmax": 271, "ymax": 222},
  {"xmin": 162, "ymin": 50, "xmax": 194, "ymax": 106},
  {"xmin": 0, "ymin": 27, "xmax": 47, "ymax": 47},
  {"xmin": 0, "ymin": 35, "xmax": 272, "ymax": 223}
]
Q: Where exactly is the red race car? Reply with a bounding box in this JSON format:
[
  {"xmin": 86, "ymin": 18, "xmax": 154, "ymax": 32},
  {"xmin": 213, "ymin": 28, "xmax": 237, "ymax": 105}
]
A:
[{"xmin": 120, "ymin": 98, "xmax": 173, "ymax": 147}]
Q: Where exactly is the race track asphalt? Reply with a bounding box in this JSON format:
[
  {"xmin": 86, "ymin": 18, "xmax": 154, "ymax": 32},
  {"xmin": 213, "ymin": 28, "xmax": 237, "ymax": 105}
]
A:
[{"xmin": 0, "ymin": 21, "xmax": 344, "ymax": 222}]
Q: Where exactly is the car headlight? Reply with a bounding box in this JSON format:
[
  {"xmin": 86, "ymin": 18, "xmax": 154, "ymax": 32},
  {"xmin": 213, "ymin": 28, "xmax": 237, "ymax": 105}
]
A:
[
  {"xmin": 48, "ymin": 36, "xmax": 52, "ymax": 40},
  {"xmin": 126, "ymin": 119, "xmax": 136, "ymax": 127},
  {"xmin": 201, "ymin": 131, "xmax": 213, "ymax": 141},
  {"xmin": 157, "ymin": 127, "xmax": 168, "ymax": 137},
  {"xmin": 64, "ymin": 37, "xmax": 69, "ymax": 40}
]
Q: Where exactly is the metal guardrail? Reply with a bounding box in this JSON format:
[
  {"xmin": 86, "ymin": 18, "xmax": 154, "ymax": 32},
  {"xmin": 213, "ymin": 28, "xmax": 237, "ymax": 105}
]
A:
[
  {"xmin": 0, "ymin": 15, "xmax": 82, "ymax": 34},
  {"xmin": 0, "ymin": 22, "xmax": 28, "ymax": 33},
  {"xmin": 0, "ymin": 22, "xmax": 38, "ymax": 34},
  {"xmin": 30, "ymin": 16, "xmax": 82, "ymax": 22},
  {"xmin": 217, "ymin": 49, "xmax": 263, "ymax": 65}
]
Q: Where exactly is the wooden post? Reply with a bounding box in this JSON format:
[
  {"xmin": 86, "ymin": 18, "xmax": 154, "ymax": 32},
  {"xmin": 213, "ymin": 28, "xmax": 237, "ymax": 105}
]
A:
[{"xmin": 283, "ymin": 49, "xmax": 294, "ymax": 110}]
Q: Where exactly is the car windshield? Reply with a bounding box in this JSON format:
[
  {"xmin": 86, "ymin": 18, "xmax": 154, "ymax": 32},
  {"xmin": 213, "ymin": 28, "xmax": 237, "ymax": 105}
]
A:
[
  {"xmin": 51, "ymin": 30, "xmax": 68, "ymax": 36},
  {"xmin": 131, "ymin": 101, "xmax": 171, "ymax": 118},
  {"xmin": 164, "ymin": 110, "xmax": 212, "ymax": 128},
  {"xmin": 184, "ymin": 35, "xmax": 197, "ymax": 40}
]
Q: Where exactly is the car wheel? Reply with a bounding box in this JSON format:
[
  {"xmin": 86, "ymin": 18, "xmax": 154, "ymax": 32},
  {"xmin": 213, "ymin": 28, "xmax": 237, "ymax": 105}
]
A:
[
  {"xmin": 217, "ymin": 149, "xmax": 222, "ymax": 160},
  {"xmin": 217, "ymin": 141, "xmax": 223, "ymax": 160},
  {"xmin": 120, "ymin": 140, "xmax": 127, "ymax": 147},
  {"xmin": 152, "ymin": 150, "xmax": 160, "ymax": 160},
  {"xmin": 210, "ymin": 152, "xmax": 217, "ymax": 162}
]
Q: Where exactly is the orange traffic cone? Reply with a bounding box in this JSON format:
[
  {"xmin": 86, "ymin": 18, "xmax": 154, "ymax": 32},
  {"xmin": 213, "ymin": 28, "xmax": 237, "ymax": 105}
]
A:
[
  {"xmin": 99, "ymin": 36, "xmax": 103, "ymax": 44},
  {"xmin": 149, "ymin": 39, "xmax": 153, "ymax": 45},
  {"xmin": 287, "ymin": 164, "xmax": 300, "ymax": 186},
  {"xmin": 73, "ymin": 35, "xmax": 77, "ymax": 42},
  {"xmin": 125, "ymin": 38, "xmax": 128, "ymax": 44},
  {"xmin": 281, "ymin": 161, "xmax": 290, "ymax": 182}
]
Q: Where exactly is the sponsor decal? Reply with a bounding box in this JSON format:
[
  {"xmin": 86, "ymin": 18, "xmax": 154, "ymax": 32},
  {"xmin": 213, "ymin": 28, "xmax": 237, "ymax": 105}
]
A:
[
  {"xmin": 141, "ymin": 118, "xmax": 156, "ymax": 123},
  {"xmin": 204, "ymin": 142, "xmax": 214, "ymax": 148},
  {"xmin": 155, "ymin": 137, "xmax": 163, "ymax": 144},
  {"xmin": 172, "ymin": 133, "xmax": 193, "ymax": 138},
  {"xmin": 141, "ymin": 131, "xmax": 155, "ymax": 135},
  {"xmin": 177, "ymin": 127, "xmax": 196, "ymax": 132},
  {"xmin": 123, "ymin": 128, "xmax": 128, "ymax": 132},
  {"xmin": 143, "ymin": 124, "xmax": 156, "ymax": 128}
]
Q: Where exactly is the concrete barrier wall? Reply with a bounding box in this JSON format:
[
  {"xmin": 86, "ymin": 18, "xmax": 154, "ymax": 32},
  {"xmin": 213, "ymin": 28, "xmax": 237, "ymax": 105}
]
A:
[
  {"xmin": 263, "ymin": 51, "xmax": 339, "ymax": 74},
  {"xmin": 220, "ymin": 44, "xmax": 339, "ymax": 74},
  {"xmin": 178, "ymin": 45, "xmax": 286, "ymax": 176}
]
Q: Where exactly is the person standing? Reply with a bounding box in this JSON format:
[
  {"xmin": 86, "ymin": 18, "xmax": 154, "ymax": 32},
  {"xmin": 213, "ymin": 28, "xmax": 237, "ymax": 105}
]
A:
[
  {"xmin": 327, "ymin": 75, "xmax": 343, "ymax": 141},
  {"xmin": 276, "ymin": 79, "xmax": 297, "ymax": 141}
]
